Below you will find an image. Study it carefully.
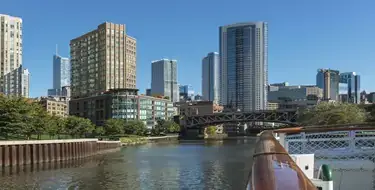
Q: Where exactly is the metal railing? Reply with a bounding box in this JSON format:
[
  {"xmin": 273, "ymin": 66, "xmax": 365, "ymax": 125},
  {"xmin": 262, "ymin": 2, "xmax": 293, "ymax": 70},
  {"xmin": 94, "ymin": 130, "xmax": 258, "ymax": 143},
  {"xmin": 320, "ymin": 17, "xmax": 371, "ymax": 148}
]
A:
[
  {"xmin": 274, "ymin": 126, "xmax": 375, "ymax": 190},
  {"xmin": 247, "ymin": 131, "xmax": 317, "ymax": 190}
]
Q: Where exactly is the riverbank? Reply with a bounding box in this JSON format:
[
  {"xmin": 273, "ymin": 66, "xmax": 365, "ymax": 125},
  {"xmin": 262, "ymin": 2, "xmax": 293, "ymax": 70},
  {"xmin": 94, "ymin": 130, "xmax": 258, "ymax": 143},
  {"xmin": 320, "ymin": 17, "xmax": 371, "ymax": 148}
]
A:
[{"xmin": 120, "ymin": 135, "xmax": 179, "ymax": 146}]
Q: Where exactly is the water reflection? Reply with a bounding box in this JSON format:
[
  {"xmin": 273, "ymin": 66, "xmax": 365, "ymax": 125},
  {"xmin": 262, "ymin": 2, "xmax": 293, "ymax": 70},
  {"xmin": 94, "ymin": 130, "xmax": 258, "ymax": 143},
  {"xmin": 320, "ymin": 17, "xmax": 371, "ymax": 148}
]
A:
[{"xmin": 0, "ymin": 138, "xmax": 256, "ymax": 190}]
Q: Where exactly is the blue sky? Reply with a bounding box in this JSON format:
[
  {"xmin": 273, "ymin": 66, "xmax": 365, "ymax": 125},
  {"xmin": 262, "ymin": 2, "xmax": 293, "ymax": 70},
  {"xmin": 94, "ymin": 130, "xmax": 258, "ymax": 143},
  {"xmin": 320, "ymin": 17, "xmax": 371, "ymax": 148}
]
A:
[{"xmin": 2, "ymin": 0, "xmax": 375, "ymax": 97}]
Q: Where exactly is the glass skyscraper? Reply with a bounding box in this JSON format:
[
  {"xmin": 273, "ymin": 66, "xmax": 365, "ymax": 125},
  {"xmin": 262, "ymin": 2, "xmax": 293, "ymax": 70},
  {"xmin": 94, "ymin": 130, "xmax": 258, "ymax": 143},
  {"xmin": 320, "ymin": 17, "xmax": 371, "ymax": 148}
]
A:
[
  {"xmin": 48, "ymin": 54, "xmax": 70, "ymax": 96},
  {"xmin": 151, "ymin": 59, "xmax": 179, "ymax": 102},
  {"xmin": 316, "ymin": 69, "xmax": 340, "ymax": 101},
  {"xmin": 179, "ymin": 84, "xmax": 194, "ymax": 101},
  {"xmin": 219, "ymin": 22, "xmax": 268, "ymax": 111},
  {"xmin": 339, "ymin": 72, "xmax": 360, "ymax": 104},
  {"xmin": 202, "ymin": 52, "xmax": 220, "ymax": 103}
]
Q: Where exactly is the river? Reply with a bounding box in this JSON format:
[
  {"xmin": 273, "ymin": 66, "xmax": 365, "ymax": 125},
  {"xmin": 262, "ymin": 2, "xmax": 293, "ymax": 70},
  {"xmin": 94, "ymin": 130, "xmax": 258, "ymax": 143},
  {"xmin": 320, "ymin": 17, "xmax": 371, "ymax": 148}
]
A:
[{"xmin": 0, "ymin": 138, "xmax": 256, "ymax": 190}]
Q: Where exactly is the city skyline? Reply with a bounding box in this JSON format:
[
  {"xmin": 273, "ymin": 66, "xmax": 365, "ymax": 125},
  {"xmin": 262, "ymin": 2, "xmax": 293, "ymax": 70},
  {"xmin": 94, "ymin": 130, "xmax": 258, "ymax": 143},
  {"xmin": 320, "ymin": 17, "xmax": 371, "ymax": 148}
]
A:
[{"xmin": 2, "ymin": 1, "xmax": 375, "ymax": 97}]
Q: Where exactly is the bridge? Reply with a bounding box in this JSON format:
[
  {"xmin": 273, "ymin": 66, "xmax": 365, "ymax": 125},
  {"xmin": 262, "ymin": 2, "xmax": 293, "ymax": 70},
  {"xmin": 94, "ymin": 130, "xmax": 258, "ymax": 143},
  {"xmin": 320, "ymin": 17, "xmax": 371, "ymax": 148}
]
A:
[{"xmin": 183, "ymin": 110, "xmax": 299, "ymax": 129}]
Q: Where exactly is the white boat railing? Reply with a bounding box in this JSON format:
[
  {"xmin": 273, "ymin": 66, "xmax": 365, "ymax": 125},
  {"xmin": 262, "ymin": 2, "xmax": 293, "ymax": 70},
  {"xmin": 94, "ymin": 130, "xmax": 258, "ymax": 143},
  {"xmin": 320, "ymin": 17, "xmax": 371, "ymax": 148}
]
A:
[{"xmin": 274, "ymin": 127, "xmax": 375, "ymax": 190}]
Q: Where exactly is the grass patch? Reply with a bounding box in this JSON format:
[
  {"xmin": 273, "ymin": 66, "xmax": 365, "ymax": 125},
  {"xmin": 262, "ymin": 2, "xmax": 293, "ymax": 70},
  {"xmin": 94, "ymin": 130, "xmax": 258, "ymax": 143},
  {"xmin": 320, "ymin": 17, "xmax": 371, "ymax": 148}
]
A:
[{"xmin": 120, "ymin": 135, "xmax": 148, "ymax": 144}]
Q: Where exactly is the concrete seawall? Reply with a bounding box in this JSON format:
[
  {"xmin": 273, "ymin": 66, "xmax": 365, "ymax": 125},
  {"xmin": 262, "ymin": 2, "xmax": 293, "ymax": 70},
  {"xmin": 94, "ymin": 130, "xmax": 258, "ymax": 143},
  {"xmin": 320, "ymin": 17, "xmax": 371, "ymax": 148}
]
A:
[{"xmin": 0, "ymin": 139, "xmax": 121, "ymax": 167}]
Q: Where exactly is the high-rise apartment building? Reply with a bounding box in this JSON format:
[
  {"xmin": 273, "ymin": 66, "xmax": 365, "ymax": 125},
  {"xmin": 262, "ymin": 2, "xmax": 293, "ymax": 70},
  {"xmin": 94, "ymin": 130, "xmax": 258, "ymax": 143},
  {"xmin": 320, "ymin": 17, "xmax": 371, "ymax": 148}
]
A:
[
  {"xmin": 202, "ymin": 52, "xmax": 220, "ymax": 103},
  {"xmin": 70, "ymin": 22, "xmax": 136, "ymax": 99},
  {"xmin": 48, "ymin": 53, "xmax": 70, "ymax": 96},
  {"xmin": 0, "ymin": 14, "xmax": 30, "ymax": 97},
  {"xmin": 219, "ymin": 22, "xmax": 268, "ymax": 111},
  {"xmin": 316, "ymin": 69, "xmax": 339, "ymax": 101},
  {"xmin": 151, "ymin": 59, "xmax": 179, "ymax": 102},
  {"xmin": 339, "ymin": 72, "xmax": 360, "ymax": 104}
]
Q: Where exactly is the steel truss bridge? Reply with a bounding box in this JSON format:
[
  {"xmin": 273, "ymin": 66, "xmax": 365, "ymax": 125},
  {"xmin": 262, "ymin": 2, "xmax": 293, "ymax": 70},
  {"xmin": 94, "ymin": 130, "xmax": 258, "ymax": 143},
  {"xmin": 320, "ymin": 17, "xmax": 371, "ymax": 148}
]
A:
[{"xmin": 184, "ymin": 110, "xmax": 299, "ymax": 129}]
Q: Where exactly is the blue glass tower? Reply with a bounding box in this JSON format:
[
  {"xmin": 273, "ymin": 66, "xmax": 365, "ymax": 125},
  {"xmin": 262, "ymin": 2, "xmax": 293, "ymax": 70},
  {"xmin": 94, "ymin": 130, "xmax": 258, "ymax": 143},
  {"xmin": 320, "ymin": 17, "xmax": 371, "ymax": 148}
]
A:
[
  {"xmin": 339, "ymin": 72, "xmax": 360, "ymax": 104},
  {"xmin": 48, "ymin": 54, "xmax": 70, "ymax": 96}
]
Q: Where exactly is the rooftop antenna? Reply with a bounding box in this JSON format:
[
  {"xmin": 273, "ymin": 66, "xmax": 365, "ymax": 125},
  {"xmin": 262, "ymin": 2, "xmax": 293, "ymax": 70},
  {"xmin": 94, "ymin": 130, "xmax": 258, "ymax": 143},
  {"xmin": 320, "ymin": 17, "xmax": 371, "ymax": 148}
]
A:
[{"xmin": 55, "ymin": 44, "xmax": 58, "ymax": 56}]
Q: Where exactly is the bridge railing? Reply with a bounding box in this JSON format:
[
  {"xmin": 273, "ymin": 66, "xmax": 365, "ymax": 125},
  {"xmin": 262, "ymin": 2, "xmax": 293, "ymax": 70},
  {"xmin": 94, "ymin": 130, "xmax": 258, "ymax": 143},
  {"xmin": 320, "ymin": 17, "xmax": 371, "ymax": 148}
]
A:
[
  {"xmin": 274, "ymin": 126, "xmax": 375, "ymax": 190},
  {"xmin": 247, "ymin": 130, "xmax": 317, "ymax": 190}
]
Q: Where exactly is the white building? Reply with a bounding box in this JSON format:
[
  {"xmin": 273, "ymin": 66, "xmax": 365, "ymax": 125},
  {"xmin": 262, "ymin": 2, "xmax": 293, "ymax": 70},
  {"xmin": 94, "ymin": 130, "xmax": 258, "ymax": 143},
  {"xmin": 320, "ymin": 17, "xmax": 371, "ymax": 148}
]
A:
[
  {"xmin": 151, "ymin": 59, "xmax": 179, "ymax": 102},
  {"xmin": 219, "ymin": 22, "xmax": 268, "ymax": 111},
  {"xmin": 0, "ymin": 14, "xmax": 30, "ymax": 97},
  {"xmin": 202, "ymin": 52, "xmax": 220, "ymax": 104}
]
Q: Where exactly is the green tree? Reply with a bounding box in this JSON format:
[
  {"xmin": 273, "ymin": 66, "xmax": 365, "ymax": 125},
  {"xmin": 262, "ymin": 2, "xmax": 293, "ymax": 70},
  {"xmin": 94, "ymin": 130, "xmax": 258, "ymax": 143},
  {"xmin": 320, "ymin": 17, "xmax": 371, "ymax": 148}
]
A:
[
  {"xmin": 104, "ymin": 118, "xmax": 124, "ymax": 136},
  {"xmin": 94, "ymin": 126, "xmax": 105, "ymax": 137},
  {"xmin": 123, "ymin": 120, "xmax": 147, "ymax": 135},
  {"xmin": 206, "ymin": 126, "xmax": 216, "ymax": 135},
  {"xmin": 65, "ymin": 116, "xmax": 95, "ymax": 138},
  {"xmin": 164, "ymin": 120, "xmax": 180, "ymax": 133},
  {"xmin": 297, "ymin": 102, "xmax": 366, "ymax": 125}
]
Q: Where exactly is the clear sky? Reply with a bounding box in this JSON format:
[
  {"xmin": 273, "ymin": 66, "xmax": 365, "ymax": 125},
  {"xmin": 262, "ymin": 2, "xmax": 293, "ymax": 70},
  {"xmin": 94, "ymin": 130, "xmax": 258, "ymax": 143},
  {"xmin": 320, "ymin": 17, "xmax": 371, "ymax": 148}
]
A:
[{"xmin": 2, "ymin": 0, "xmax": 375, "ymax": 97}]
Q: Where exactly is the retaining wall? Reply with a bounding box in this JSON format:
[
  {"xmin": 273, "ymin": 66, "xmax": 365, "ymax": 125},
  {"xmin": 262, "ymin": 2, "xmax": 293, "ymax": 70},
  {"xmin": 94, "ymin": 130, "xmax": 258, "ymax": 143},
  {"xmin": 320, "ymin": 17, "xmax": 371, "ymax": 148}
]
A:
[{"xmin": 0, "ymin": 139, "xmax": 121, "ymax": 167}]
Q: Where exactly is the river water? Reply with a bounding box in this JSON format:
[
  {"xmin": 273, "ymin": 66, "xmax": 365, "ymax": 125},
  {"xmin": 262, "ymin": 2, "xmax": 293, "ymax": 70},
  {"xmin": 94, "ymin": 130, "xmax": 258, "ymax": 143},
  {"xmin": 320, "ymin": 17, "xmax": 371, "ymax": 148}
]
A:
[{"xmin": 0, "ymin": 139, "xmax": 256, "ymax": 190}]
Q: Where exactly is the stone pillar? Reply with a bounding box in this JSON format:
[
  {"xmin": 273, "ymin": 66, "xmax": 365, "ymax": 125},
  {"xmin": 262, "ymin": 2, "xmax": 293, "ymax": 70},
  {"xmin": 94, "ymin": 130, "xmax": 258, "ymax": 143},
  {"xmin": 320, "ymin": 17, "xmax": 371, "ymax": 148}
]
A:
[
  {"xmin": 18, "ymin": 145, "xmax": 24, "ymax": 165},
  {"xmin": 55, "ymin": 143, "xmax": 61, "ymax": 162},
  {"xmin": 31, "ymin": 144, "xmax": 37, "ymax": 164},
  {"xmin": 60, "ymin": 143, "xmax": 65, "ymax": 161},
  {"xmin": 0, "ymin": 146, "xmax": 3, "ymax": 167},
  {"xmin": 10, "ymin": 145, "xmax": 17, "ymax": 166},
  {"xmin": 38, "ymin": 144, "xmax": 44, "ymax": 163},
  {"xmin": 25, "ymin": 144, "xmax": 31, "ymax": 165}
]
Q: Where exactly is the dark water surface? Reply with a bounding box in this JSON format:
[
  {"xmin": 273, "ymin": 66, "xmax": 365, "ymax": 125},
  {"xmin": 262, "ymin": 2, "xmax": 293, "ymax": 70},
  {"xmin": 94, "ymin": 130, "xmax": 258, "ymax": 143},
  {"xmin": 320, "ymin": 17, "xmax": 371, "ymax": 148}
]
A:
[{"xmin": 0, "ymin": 139, "xmax": 256, "ymax": 190}]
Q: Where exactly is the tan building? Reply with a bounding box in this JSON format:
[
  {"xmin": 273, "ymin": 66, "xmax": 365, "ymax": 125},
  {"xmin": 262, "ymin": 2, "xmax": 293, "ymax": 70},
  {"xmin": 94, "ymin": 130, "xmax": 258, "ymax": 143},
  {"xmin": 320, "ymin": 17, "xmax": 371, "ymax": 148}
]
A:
[
  {"xmin": 40, "ymin": 96, "xmax": 69, "ymax": 117},
  {"xmin": 267, "ymin": 102, "xmax": 279, "ymax": 110},
  {"xmin": 0, "ymin": 14, "xmax": 29, "ymax": 97},
  {"xmin": 177, "ymin": 101, "xmax": 223, "ymax": 117},
  {"xmin": 70, "ymin": 22, "xmax": 136, "ymax": 99}
]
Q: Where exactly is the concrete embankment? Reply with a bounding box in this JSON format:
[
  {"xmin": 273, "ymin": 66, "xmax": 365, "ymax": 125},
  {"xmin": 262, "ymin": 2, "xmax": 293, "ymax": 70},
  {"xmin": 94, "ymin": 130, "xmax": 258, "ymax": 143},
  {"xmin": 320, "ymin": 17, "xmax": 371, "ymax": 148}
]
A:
[
  {"xmin": 0, "ymin": 139, "xmax": 121, "ymax": 167},
  {"xmin": 121, "ymin": 135, "xmax": 179, "ymax": 146}
]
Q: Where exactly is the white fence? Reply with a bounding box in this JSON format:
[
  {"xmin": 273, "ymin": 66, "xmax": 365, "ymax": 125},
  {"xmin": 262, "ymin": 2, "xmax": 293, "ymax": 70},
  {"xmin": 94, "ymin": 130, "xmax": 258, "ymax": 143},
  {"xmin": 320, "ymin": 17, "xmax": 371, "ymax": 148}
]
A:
[{"xmin": 280, "ymin": 130, "xmax": 375, "ymax": 190}]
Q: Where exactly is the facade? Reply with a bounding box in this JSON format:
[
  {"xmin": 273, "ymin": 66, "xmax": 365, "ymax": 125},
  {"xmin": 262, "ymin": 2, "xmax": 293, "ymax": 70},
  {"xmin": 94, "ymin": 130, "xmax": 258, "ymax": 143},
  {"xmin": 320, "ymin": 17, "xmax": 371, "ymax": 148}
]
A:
[
  {"xmin": 151, "ymin": 59, "xmax": 179, "ymax": 102},
  {"xmin": 48, "ymin": 54, "xmax": 70, "ymax": 96},
  {"xmin": 267, "ymin": 102, "xmax": 279, "ymax": 110},
  {"xmin": 39, "ymin": 96, "xmax": 69, "ymax": 117},
  {"xmin": 3, "ymin": 66, "xmax": 29, "ymax": 97},
  {"xmin": 179, "ymin": 84, "xmax": 194, "ymax": 101},
  {"xmin": 268, "ymin": 85, "xmax": 322, "ymax": 110},
  {"xmin": 339, "ymin": 72, "xmax": 360, "ymax": 104},
  {"xmin": 70, "ymin": 22, "xmax": 137, "ymax": 99},
  {"xmin": 0, "ymin": 14, "xmax": 29, "ymax": 97},
  {"xmin": 177, "ymin": 101, "xmax": 223, "ymax": 117},
  {"xmin": 367, "ymin": 92, "xmax": 375, "ymax": 103},
  {"xmin": 146, "ymin": 88, "xmax": 151, "ymax": 96},
  {"xmin": 202, "ymin": 52, "xmax": 220, "ymax": 103},
  {"xmin": 220, "ymin": 22, "xmax": 268, "ymax": 111},
  {"xmin": 316, "ymin": 69, "xmax": 340, "ymax": 101},
  {"xmin": 69, "ymin": 89, "xmax": 174, "ymax": 128}
]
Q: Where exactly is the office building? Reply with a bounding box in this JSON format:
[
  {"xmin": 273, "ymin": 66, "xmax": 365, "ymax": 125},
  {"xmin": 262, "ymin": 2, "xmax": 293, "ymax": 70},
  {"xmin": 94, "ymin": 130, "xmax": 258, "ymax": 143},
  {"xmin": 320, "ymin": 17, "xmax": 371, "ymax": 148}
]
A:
[
  {"xmin": 69, "ymin": 89, "xmax": 174, "ymax": 128},
  {"xmin": 146, "ymin": 88, "xmax": 151, "ymax": 96},
  {"xmin": 202, "ymin": 52, "xmax": 220, "ymax": 103},
  {"xmin": 179, "ymin": 84, "xmax": 194, "ymax": 101},
  {"xmin": 70, "ymin": 22, "xmax": 136, "ymax": 99},
  {"xmin": 3, "ymin": 66, "xmax": 29, "ymax": 97},
  {"xmin": 39, "ymin": 96, "xmax": 69, "ymax": 117},
  {"xmin": 339, "ymin": 72, "xmax": 360, "ymax": 104},
  {"xmin": 0, "ymin": 14, "xmax": 30, "ymax": 97},
  {"xmin": 268, "ymin": 85, "xmax": 322, "ymax": 110},
  {"xmin": 48, "ymin": 53, "xmax": 70, "ymax": 96},
  {"xmin": 151, "ymin": 59, "xmax": 179, "ymax": 102},
  {"xmin": 316, "ymin": 69, "xmax": 340, "ymax": 101},
  {"xmin": 220, "ymin": 22, "xmax": 268, "ymax": 111}
]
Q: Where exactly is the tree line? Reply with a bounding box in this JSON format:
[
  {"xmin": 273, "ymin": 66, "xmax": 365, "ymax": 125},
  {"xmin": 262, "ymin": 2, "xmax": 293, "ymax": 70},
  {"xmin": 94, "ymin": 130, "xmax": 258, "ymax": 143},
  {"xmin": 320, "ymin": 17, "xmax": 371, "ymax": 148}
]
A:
[
  {"xmin": 0, "ymin": 96, "xmax": 180, "ymax": 140},
  {"xmin": 297, "ymin": 102, "xmax": 375, "ymax": 125}
]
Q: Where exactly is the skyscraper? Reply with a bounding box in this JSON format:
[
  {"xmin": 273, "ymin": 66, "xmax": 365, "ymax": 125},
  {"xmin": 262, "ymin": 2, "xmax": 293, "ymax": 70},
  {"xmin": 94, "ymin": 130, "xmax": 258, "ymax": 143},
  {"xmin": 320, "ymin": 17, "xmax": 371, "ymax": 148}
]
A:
[
  {"xmin": 316, "ymin": 69, "xmax": 340, "ymax": 101},
  {"xmin": 219, "ymin": 22, "xmax": 268, "ymax": 111},
  {"xmin": 70, "ymin": 22, "xmax": 136, "ymax": 98},
  {"xmin": 339, "ymin": 72, "xmax": 360, "ymax": 104},
  {"xmin": 0, "ymin": 14, "xmax": 30, "ymax": 97},
  {"xmin": 48, "ymin": 52, "xmax": 70, "ymax": 96},
  {"xmin": 202, "ymin": 52, "xmax": 220, "ymax": 103},
  {"xmin": 179, "ymin": 84, "xmax": 194, "ymax": 101},
  {"xmin": 151, "ymin": 59, "xmax": 179, "ymax": 102}
]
